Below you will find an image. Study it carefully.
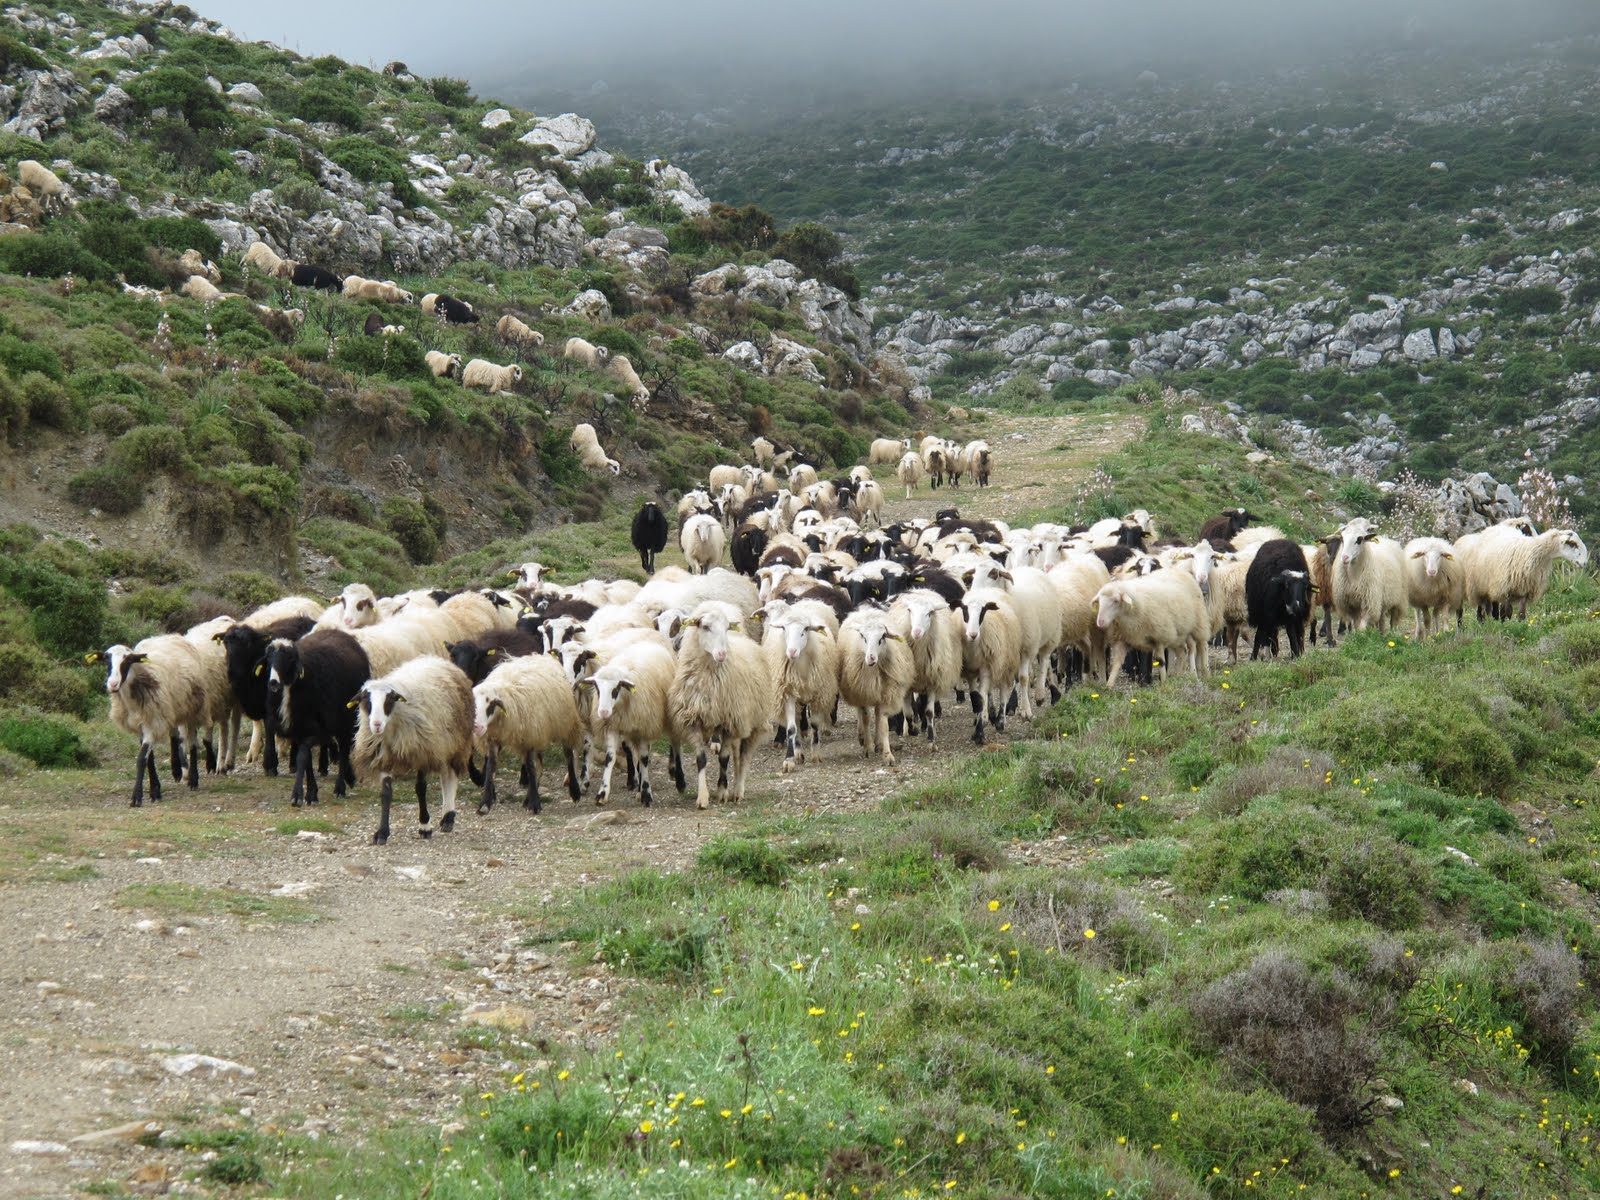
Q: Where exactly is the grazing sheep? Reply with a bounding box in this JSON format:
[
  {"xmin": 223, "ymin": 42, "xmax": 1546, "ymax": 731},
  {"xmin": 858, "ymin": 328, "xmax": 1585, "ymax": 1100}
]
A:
[
  {"xmin": 462, "ymin": 358, "xmax": 523, "ymax": 395},
  {"xmin": 1093, "ymin": 570, "xmax": 1210, "ymax": 684},
  {"xmin": 964, "ymin": 440, "xmax": 992, "ymax": 487},
  {"xmin": 837, "ymin": 607, "xmax": 914, "ymax": 765},
  {"xmin": 1303, "ymin": 539, "xmax": 1338, "ymax": 647},
  {"xmin": 242, "ymin": 241, "xmax": 292, "ymax": 279},
  {"xmin": 1198, "ymin": 508, "xmax": 1254, "ymax": 545},
  {"xmin": 763, "ymin": 601, "xmax": 841, "ymax": 773},
  {"xmin": 343, "ymin": 275, "xmax": 413, "ymax": 304},
  {"xmin": 850, "ymin": 479, "xmax": 886, "ymax": 529},
  {"xmin": 1402, "ymin": 537, "xmax": 1465, "ymax": 638},
  {"xmin": 177, "ymin": 249, "xmax": 221, "ymax": 284},
  {"xmin": 354, "ymin": 657, "xmax": 475, "ymax": 843},
  {"xmin": 471, "ymin": 654, "xmax": 585, "ymax": 814},
  {"xmin": 958, "ymin": 590, "xmax": 1023, "ymax": 743},
  {"xmin": 496, "ymin": 313, "xmax": 545, "ymax": 348},
  {"xmin": 669, "ymin": 607, "xmax": 771, "ymax": 808},
  {"xmin": 578, "ymin": 639, "xmax": 677, "ymax": 805},
  {"xmin": 569, "ymin": 422, "xmax": 620, "ymax": 475},
  {"xmin": 751, "ymin": 436, "xmax": 777, "ymax": 467},
  {"xmin": 891, "ymin": 588, "xmax": 964, "ymax": 744},
  {"xmin": 289, "ymin": 262, "xmax": 341, "ymax": 290},
  {"xmin": 1245, "ymin": 539, "xmax": 1314, "ymax": 659},
  {"xmin": 1331, "ymin": 518, "xmax": 1407, "ymax": 632},
  {"xmin": 606, "ymin": 354, "xmax": 650, "ymax": 410},
  {"xmin": 562, "ymin": 336, "xmax": 611, "ymax": 369},
  {"xmin": 680, "ymin": 513, "xmax": 725, "ymax": 575},
  {"xmin": 17, "ymin": 160, "xmax": 68, "ymax": 213},
  {"xmin": 90, "ymin": 637, "xmax": 211, "ymax": 806},
  {"xmin": 869, "ymin": 437, "xmax": 909, "ymax": 466},
  {"xmin": 263, "ymin": 631, "xmax": 369, "ymax": 808},
  {"xmin": 631, "ymin": 501, "xmax": 670, "ymax": 574},
  {"xmin": 425, "ymin": 350, "xmax": 462, "ymax": 379},
  {"xmin": 181, "ymin": 274, "xmax": 241, "ymax": 303},
  {"xmin": 430, "ymin": 294, "xmax": 478, "ymax": 324}
]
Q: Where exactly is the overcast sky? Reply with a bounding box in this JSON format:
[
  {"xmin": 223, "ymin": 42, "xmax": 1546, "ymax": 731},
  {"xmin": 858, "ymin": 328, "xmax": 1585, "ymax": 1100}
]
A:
[{"xmin": 193, "ymin": 0, "xmax": 1598, "ymax": 89}]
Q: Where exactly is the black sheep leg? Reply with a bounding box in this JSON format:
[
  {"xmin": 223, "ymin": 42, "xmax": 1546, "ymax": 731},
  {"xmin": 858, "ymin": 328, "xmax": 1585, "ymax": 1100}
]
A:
[
  {"xmin": 373, "ymin": 775, "xmax": 392, "ymax": 844},
  {"xmin": 565, "ymin": 748, "xmax": 581, "ymax": 801},
  {"xmin": 416, "ymin": 773, "xmax": 432, "ymax": 838},
  {"xmin": 478, "ymin": 749, "xmax": 498, "ymax": 814},
  {"xmin": 169, "ymin": 733, "xmax": 184, "ymax": 782},
  {"xmin": 670, "ymin": 745, "xmax": 686, "ymax": 792},
  {"xmin": 131, "ymin": 741, "xmax": 149, "ymax": 808},
  {"xmin": 335, "ymin": 737, "xmax": 355, "ymax": 797},
  {"xmin": 263, "ymin": 717, "xmax": 279, "ymax": 776},
  {"xmin": 524, "ymin": 756, "xmax": 543, "ymax": 814},
  {"xmin": 971, "ymin": 689, "xmax": 985, "ymax": 745},
  {"xmin": 186, "ymin": 731, "xmax": 201, "ymax": 790}
]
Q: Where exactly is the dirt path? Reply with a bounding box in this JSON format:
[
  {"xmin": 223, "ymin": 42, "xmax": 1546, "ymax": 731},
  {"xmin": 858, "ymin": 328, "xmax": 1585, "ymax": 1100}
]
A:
[{"xmin": 0, "ymin": 407, "xmax": 1141, "ymax": 1199}]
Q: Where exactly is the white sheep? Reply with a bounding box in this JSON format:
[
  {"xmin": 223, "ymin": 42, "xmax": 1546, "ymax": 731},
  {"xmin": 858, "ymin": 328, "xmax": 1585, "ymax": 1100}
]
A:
[
  {"xmin": 462, "ymin": 359, "xmax": 523, "ymax": 395},
  {"xmin": 708, "ymin": 464, "xmax": 747, "ymax": 492},
  {"xmin": 634, "ymin": 568, "xmax": 759, "ymax": 625},
  {"xmin": 670, "ymin": 606, "xmax": 771, "ymax": 808},
  {"xmin": 242, "ymin": 240, "xmax": 292, "ymax": 279},
  {"xmin": 354, "ymin": 656, "xmax": 475, "ymax": 843},
  {"xmin": 1005, "ymin": 566, "xmax": 1065, "ymax": 712},
  {"xmin": 868, "ymin": 437, "xmax": 908, "ymax": 466},
  {"xmin": 577, "ymin": 639, "xmax": 677, "ymax": 806},
  {"xmin": 1092, "ymin": 570, "xmax": 1211, "ymax": 685},
  {"xmin": 438, "ymin": 591, "xmax": 505, "ymax": 641},
  {"xmin": 1403, "ymin": 536, "xmax": 1465, "ymax": 638},
  {"xmin": 317, "ymin": 582, "xmax": 382, "ymax": 631},
  {"xmin": 425, "ymin": 350, "xmax": 462, "ymax": 380},
  {"xmin": 1331, "ymin": 518, "xmax": 1407, "ymax": 632},
  {"xmin": 177, "ymin": 248, "xmax": 220, "ymax": 284},
  {"xmin": 965, "ymin": 439, "xmax": 992, "ymax": 487},
  {"xmin": 837, "ymin": 607, "xmax": 914, "ymax": 766},
  {"xmin": 1045, "ymin": 553, "xmax": 1111, "ymax": 685},
  {"xmin": 762, "ymin": 600, "xmax": 840, "ymax": 773},
  {"xmin": 958, "ymin": 590, "xmax": 1023, "ymax": 743},
  {"xmin": 896, "ymin": 451, "xmax": 923, "ymax": 500},
  {"xmin": 787, "ymin": 463, "xmax": 820, "ymax": 496},
  {"xmin": 1233, "ymin": 525, "xmax": 1288, "ymax": 549},
  {"xmin": 183, "ymin": 615, "xmax": 242, "ymax": 775},
  {"xmin": 351, "ymin": 617, "xmax": 441, "ymax": 677},
  {"xmin": 569, "ymin": 422, "xmax": 620, "ymax": 475},
  {"xmin": 1466, "ymin": 526, "xmax": 1589, "ymax": 620},
  {"xmin": 606, "ymin": 354, "xmax": 650, "ymax": 410},
  {"xmin": 751, "ymin": 436, "xmax": 776, "ymax": 467},
  {"xmin": 472, "ymin": 653, "xmax": 585, "ymax": 813},
  {"xmin": 562, "ymin": 336, "xmax": 611, "ymax": 370},
  {"xmin": 891, "ymin": 588, "xmax": 963, "ymax": 744},
  {"xmin": 496, "ymin": 313, "xmax": 545, "ymax": 348},
  {"xmin": 343, "ymin": 275, "xmax": 413, "ymax": 304},
  {"xmin": 17, "ymin": 159, "xmax": 68, "ymax": 213},
  {"xmin": 243, "ymin": 595, "xmax": 325, "ymax": 625},
  {"xmin": 680, "ymin": 512, "xmax": 725, "ymax": 575},
  {"xmin": 91, "ymin": 636, "xmax": 210, "ymax": 806},
  {"xmin": 1206, "ymin": 551, "xmax": 1256, "ymax": 662},
  {"xmin": 181, "ymin": 274, "xmax": 242, "ymax": 303},
  {"xmin": 850, "ymin": 479, "xmax": 885, "ymax": 529}
]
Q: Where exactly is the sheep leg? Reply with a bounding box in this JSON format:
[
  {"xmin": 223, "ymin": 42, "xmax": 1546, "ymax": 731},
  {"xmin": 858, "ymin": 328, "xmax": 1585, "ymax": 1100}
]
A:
[
  {"xmin": 246, "ymin": 720, "xmax": 263, "ymax": 766},
  {"xmin": 416, "ymin": 772, "xmax": 432, "ymax": 837},
  {"xmin": 670, "ymin": 744, "xmax": 687, "ymax": 792},
  {"xmin": 478, "ymin": 749, "xmax": 499, "ymax": 815},
  {"xmin": 623, "ymin": 744, "xmax": 637, "ymax": 790},
  {"xmin": 263, "ymin": 719, "xmax": 280, "ymax": 776},
  {"xmin": 290, "ymin": 741, "xmax": 309, "ymax": 807},
  {"xmin": 695, "ymin": 747, "xmax": 711, "ymax": 809},
  {"xmin": 636, "ymin": 742, "xmax": 654, "ymax": 807},
  {"xmin": 971, "ymin": 687, "xmax": 986, "ymax": 745},
  {"xmin": 169, "ymin": 733, "xmax": 184, "ymax": 782},
  {"xmin": 439, "ymin": 769, "xmax": 458, "ymax": 833},
  {"xmin": 304, "ymin": 745, "xmax": 320, "ymax": 807},
  {"xmin": 333, "ymin": 737, "xmax": 354, "ymax": 798},
  {"xmin": 877, "ymin": 709, "xmax": 895, "ymax": 766},
  {"xmin": 203, "ymin": 729, "xmax": 217, "ymax": 775},
  {"xmin": 222, "ymin": 711, "xmax": 240, "ymax": 773},
  {"xmin": 1106, "ymin": 643, "xmax": 1128, "ymax": 687},
  {"xmin": 857, "ymin": 706, "xmax": 871, "ymax": 755},
  {"xmin": 468, "ymin": 754, "xmax": 484, "ymax": 787},
  {"xmin": 782, "ymin": 696, "xmax": 800, "ymax": 774},
  {"xmin": 1287, "ymin": 619, "xmax": 1305, "ymax": 659},
  {"xmin": 524, "ymin": 755, "xmax": 544, "ymax": 815},
  {"xmin": 318, "ymin": 744, "xmax": 331, "ymax": 777},
  {"xmin": 598, "ymin": 731, "xmax": 619, "ymax": 805},
  {"xmin": 716, "ymin": 745, "xmax": 733, "ymax": 801},
  {"xmin": 373, "ymin": 775, "xmax": 393, "ymax": 845},
  {"xmin": 131, "ymin": 740, "xmax": 150, "ymax": 808},
  {"xmin": 732, "ymin": 731, "xmax": 760, "ymax": 802},
  {"xmin": 563, "ymin": 748, "xmax": 581, "ymax": 801},
  {"xmin": 186, "ymin": 728, "xmax": 201, "ymax": 790}
]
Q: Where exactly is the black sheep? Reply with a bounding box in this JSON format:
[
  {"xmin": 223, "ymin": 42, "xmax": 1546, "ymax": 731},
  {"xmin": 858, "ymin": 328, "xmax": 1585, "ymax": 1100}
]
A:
[
  {"xmin": 789, "ymin": 582, "xmax": 853, "ymax": 625},
  {"xmin": 290, "ymin": 262, "xmax": 341, "ymax": 290},
  {"xmin": 905, "ymin": 559, "xmax": 966, "ymax": 608},
  {"xmin": 263, "ymin": 630, "xmax": 369, "ymax": 807},
  {"xmin": 1199, "ymin": 507, "xmax": 1254, "ymax": 545},
  {"xmin": 446, "ymin": 629, "xmax": 541, "ymax": 685},
  {"xmin": 1245, "ymin": 539, "xmax": 1313, "ymax": 660},
  {"xmin": 735, "ymin": 491, "xmax": 780, "ymax": 523},
  {"xmin": 435, "ymin": 294, "xmax": 479, "ymax": 325},
  {"xmin": 217, "ymin": 615, "xmax": 316, "ymax": 776},
  {"xmin": 759, "ymin": 543, "xmax": 805, "ymax": 570},
  {"xmin": 730, "ymin": 521, "xmax": 769, "ymax": 577},
  {"xmin": 363, "ymin": 312, "xmax": 385, "ymax": 336},
  {"xmin": 630, "ymin": 501, "xmax": 670, "ymax": 574},
  {"xmin": 515, "ymin": 598, "xmax": 598, "ymax": 651}
]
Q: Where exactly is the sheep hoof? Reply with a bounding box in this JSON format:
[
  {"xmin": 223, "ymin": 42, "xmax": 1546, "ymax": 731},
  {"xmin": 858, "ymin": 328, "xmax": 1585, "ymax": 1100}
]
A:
[
  {"xmin": 418, "ymin": 826, "xmax": 433, "ymax": 840},
  {"xmin": 596, "ymin": 791, "xmax": 608, "ymax": 806},
  {"xmin": 781, "ymin": 760, "xmax": 796, "ymax": 775},
  {"xmin": 477, "ymin": 802, "xmax": 492, "ymax": 816},
  {"xmin": 439, "ymin": 812, "xmax": 456, "ymax": 833},
  {"xmin": 372, "ymin": 831, "xmax": 388, "ymax": 846}
]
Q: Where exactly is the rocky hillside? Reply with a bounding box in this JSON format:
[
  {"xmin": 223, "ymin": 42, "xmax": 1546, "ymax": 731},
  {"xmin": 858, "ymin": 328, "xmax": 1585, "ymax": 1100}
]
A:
[
  {"xmin": 532, "ymin": 32, "xmax": 1600, "ymax": 526},
  {"xmin": 0, "ymin": 0, "xmax": 904, "ymax": 585}
]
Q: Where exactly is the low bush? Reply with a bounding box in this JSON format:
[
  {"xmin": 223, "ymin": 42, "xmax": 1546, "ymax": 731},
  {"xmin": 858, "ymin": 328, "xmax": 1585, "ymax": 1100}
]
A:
[{"xmin": 0, "ymin": 711, "xmax": 85, "ymax": 767}]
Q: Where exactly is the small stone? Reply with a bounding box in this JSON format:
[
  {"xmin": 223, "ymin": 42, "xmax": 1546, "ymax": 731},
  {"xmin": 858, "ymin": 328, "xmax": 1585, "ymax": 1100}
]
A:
[
  {"xmin": 131, "ymin": 1161, "xmax": 171, "ymax": 1186},
  {"xmin": 1455, "ymin": 1078, "xmax": 1479, "ymax": 1096},
  {"xmin": 270, "ymin": 880, "xmax": 316, "ymax": 897},
  {"xmin": 70, "ymin": 1120, "xmax": 162, "ymax": 1147},
  {"xmin": 437, "ymin": 1051, "xmax": 469, "ymax": 1066},
  {"xmin": 343, "ymin": 863, "xmax": 374, "ymax": 878},
  {"xmin": 134, "ymin": 920, "xmax": 161, "ymax": 933},
  {"xmin": 36, "ymin": 980, "xmax": 63, "ymax": 996},
  {"xmin": 135, "ymin": 857, "xmax": 162, "ymax": 865},
  {"xmin": 1380, "ymin": 1095, "xmax": 1403, "ymax": 1111},
  {"xmin": 460, "ymin": 1004, "xmax": 537, "ymax": 1031},
  {"xmin": 159, "ymin": 1053, "xmax": 256, "ymax": 1079},
  {"xmin": 10, "ymin": 1141, "xmax": 69, "ymax": 1155},
  {"xmin": 295, "ymin": 830, "xmax": 328, "ymax": 842},
  {"xmin": 485, "ymin": 857, "xmax": 506, "ymax": 868},
  {"xmin": 567, "ymin": 810, "xmax": 627, "ymax": 830},
  {"xmin": 393, "ymin": 866, "xmax": 426, "ymax": 881}
]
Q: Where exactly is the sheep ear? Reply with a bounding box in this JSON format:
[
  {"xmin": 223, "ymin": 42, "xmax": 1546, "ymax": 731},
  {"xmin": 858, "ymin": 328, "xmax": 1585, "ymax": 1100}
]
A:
[
  {"xmin": 296, "ymin": 665, "xmax": 305, "ymax": 681},
  {"xmin": 391, "ymin": 692, "xmax": 407, "ymax": 704},
  {"xmin": 211, "ymin": 630, "xmax": 227, "ymax": 642},
  {"xmin": 84, "ymin": 651, "xmax": 106, "ymax": 664},
  {"xmin": 1309, "ymin": 585, "xmax": 1320, "ymax": 593},
  {"xmin": 1443, "ymin": 551, "xmax": 1454, "ymax": 559},
  {"xmin": 681, "ymin": 617, "xmax": 700, "ymax": 628},
  {"xmin": 346, "ymin": 697, "xmax": 360, "ymax": 709},
  {"xmin": 619, "ymin": 680, "xmax": 636, "ymax": 692},
  {"xmin": 729, "ymin": 622, "xmax": 742, "ymax": 631},
  {"xmin": 129, "ymin": 652, "xmax": 148, "ymax": 664},
  {"xmin": 254, "ymin": 662, "xmax": 266, "ymax": 677},
  {"xmin": 884, "ymin": 632, "xmax": 903, "ymax": 641}
]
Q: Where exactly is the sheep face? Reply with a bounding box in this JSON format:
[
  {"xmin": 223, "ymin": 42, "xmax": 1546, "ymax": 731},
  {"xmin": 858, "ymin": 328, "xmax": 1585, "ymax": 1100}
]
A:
[
  {"xmin": 902, "ymin": 597, "xmax": 943, "ymax": 641},
  {"xmin": 686, "ymin": 610, "xmax": 738, "ymax": 663},
  {"xmin": 558, "ymin": 644, "xmax": 597, "ymax": 683},
  {"xmin": 1337, "ymin": 519, "xmax": 1378, "ymax": 566},
  {"xmin": 777, "ymin": 616, "xmax": 827, "ymax": 661},
  {"xmin": 848, "ymin": 616, "xmax": 899, "ymax": 667},
  {"xmin": 960, "ymin": 598, "xmax": 1002, "ymax": 641},
  {"xmin": 513, "ymin": 562, "xmax": 547, "ymax": 590},
  {"xmin": 338, "ymin": 584, "xmax": 379, "ymax": 629},
  {"xmin": 262, "ymin": 640, "xmax": 301, "ymax": 704},
  {"xmin": 1409, "ymin": 544, "xmax": 1452, "ymax": 578},
  {"xmin": 1092, "ymin": 587, "xmax": 1128, "ymax": 631},
  {"xmin": 357, "ymin": 682, "xmax": 406, "ymax": 738},
  {"xmin": 583, "ymin": 668, "xmax": 637, "ymax": 722},
  {"xmin": 1275, "ymin": 570, "xmax": 1312, "ymax": 618},
  {"xmin": 1558, "ymin": 531, "xmax": 1590, "ymax": 568},
  {"xmin": 1176, "ymin": 541, "xmax": 1219, "ymax": 596},
  {"xmin": 472, "ymin": 692, "xmax": 503, "ymax": 740},
  {"xmin": 92, "ymin": 645, "xmax": 145, "ymax": 694}
]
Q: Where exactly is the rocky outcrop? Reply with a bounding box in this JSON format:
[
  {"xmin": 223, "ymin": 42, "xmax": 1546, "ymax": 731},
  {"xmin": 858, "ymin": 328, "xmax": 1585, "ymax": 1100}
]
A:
[
  {"xmin": 517, "ymin": 113, "xmax": 596, "ymax": 159},
  {"xmin": 1, "ymin": 67, "xmax": 85, "ymax": 141},
  {"xmin": 1438, "ymin": 473, "xmax": 1523, "ymax": 534},
  {"xmin": 693, "ymin": 260, "xmax": 872, "ymax": 361}
]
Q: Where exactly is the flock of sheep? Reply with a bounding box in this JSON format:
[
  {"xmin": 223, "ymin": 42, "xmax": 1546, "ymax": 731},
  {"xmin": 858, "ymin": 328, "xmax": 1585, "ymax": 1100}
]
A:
[{"xmin": 86, "ymin": 425, "xmax": 1587, "ymax": 844}]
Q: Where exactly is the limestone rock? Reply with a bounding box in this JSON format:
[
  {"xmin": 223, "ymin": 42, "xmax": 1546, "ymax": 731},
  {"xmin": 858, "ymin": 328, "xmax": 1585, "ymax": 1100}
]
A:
[
  {"xmin": 93, "ymin": 83, "xmax": 132, "ymax": 123},
  {"xmin": 723, "ymin": 341, "xmax": 764, "ymax": 373},
  {"xmin": 480, "ymin": 108, "xmax": 514, "ymax": 129},
  {"xmin": 563, "ymin": 288, "xmax": 611, "ymax": 322},
  {"xmin": 1402, "ymin": 328, "xmax": 1437, "ymax": 361},
  {"xmin": 518, "ymin": 113, "xmax": 596, "ymax": 159},
  {"xmin": 226, "ymin": 82, "xmax": 265, "ymax": 105},
  {"xmin": 3, "ymin": 68, "xmax": 85, "ymax": 141},
  {"xmin": 160, "ymin": 1053, "xmax": 256, "ymax": 1079}
]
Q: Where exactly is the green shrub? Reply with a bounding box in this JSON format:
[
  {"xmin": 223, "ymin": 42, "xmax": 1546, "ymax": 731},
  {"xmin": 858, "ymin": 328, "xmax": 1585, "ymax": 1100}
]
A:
[
  {"xmin": 427, "ymin": 76, "xmax": 475, "ymax": 108},
  {"xmin": 381, "ymin": 495, "xmax": 441, "ymax": 564},
  {"xmin": 125, "ymin": 66, "xmax": 228, "ymax": 129},
  {"xmin": 295, "ymin": 77, "xmax": 363, "ymax": 129},
  {"xmin": 326, "ymin": 137, "xmax": 419, "ymax": 206},
  {"xmin": 483, "ymin": 1086, "xmax": 613, "ymax": 1169},
  {"xmin": 0, "ymin": 372, "xmax": 22, "ymax": 444},
  {"xmin": 66, "ymin": 465, "xmax": 141, "ymax": 514},
  {"xmin": 18, "ymin": 371, "xmax": 69, "ymax": 430},
  {"xmin": 0, "ymin": 712, "xmax": 85, "ymax": 767},
  {"xmin": 1498, "ymin": 285, "xmax": 1564, "ymax": 317},
  {"xmin": 0, "ymin": 553, "xmax": 108, "ymax": 655},
  {"xmin": 0, "ymin": 333, "xmax": 62, "ymax": 381},
  {"xmin": 0, "ymin": 33, "xmax": 47, "ymax": 74},
  {"xmin": 333, "ymin": 333, "xmax": 428, "ymax": 380},
  {"xmin": 698, "ymin": 836, "xmax": 790, "ymax": 886}
]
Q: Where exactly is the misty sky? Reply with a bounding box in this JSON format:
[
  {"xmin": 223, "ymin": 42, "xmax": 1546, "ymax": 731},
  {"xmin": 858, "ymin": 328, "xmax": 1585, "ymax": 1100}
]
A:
[{"xmin": 195, "ymin": 0, "xmax": 1597, "ymax": 90}]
